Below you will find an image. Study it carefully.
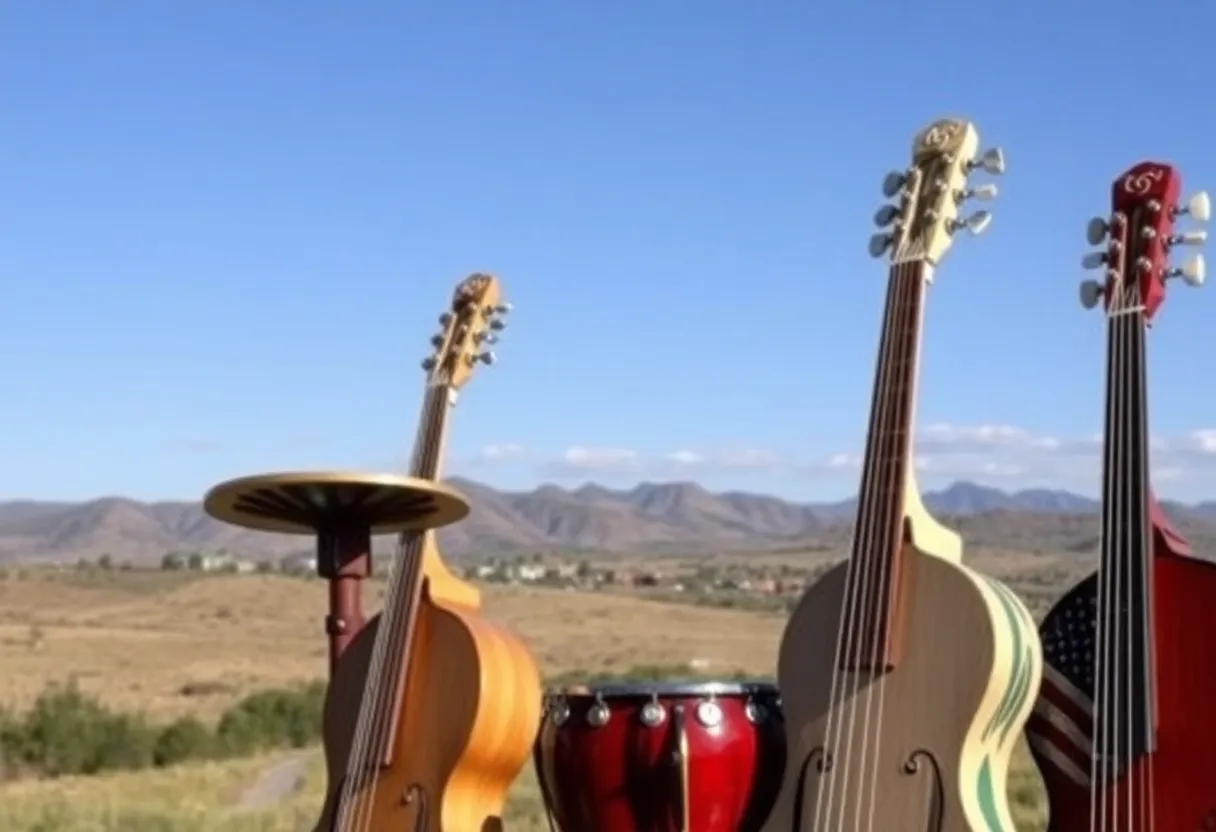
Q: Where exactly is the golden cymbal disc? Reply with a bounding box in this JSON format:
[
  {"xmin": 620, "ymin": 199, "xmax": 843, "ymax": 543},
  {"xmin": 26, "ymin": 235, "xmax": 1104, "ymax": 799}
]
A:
[{"xmin": 203, "ymin": 470, "xmax": 470, "ymax": 535}]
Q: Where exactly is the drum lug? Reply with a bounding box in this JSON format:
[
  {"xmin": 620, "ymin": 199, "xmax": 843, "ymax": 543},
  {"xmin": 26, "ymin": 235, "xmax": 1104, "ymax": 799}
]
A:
[
  {"xmin": 744, "ymin": 700, "xmax": 767, "ymax": 724},
  {"xmin": 695, "ymin": 698, "xmax": 724, "ymax": 729},
  {"xmin": 640, "ymin": 696, "xmax": 667, "ymax": 728},
  {"xmin": 587, "ymin": 695, "xmax": 611, "ymax": 728},
  {"xmin": 552, "ymin": 696, "xmax": 571, "ymax": 727}
]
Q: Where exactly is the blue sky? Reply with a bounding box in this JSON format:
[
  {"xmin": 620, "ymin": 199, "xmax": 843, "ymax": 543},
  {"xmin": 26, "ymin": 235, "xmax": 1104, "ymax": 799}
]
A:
[{"xmin": 6, "ymin": 0, "xmax": 1216, "ymax": 502}]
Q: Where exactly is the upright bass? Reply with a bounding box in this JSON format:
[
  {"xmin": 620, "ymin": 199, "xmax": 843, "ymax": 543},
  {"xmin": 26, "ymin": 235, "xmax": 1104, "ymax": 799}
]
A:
[
  {"xmin": 313, "ymin": 274, "xmax": 542, "ymax": 832},
  {"xmin": 760, "ymin": 118, "xmax": 1042, "ymax": 832},
  {"xmin": 1026, "ymin": 163, "xmax": 1216, "ymax": 829}
]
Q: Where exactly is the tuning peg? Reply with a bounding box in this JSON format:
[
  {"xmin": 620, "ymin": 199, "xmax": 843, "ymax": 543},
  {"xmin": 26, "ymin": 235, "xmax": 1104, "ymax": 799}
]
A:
[
  {"xmin": 422, "ymin": 357, "xmax": 437, "ymax": 371},
  {"xmin": 439, "ymin": 313, "xmax": 452, "ymax": 325},
  {"xmin": 956, "ymin": 184, "xmax": 998, "ymax": 203},
  {"xmin": 475, "ymin": 332, "xmax": 498, "ymax": 344},
  {"xmin": 1079, "ymin": 279, "xmax": 1105, "ymax": 310},
  {"xmin": 1167, "ymin": 254, "xmax": 1206, "ymax": 287},
  {"xmin": 430, "ymin": 334, "xmax": 444, "ymax": 348},
  {"xmin": 494, "ymin": 302, "xmax": 513, "ymax": 315},
  {"xmin": 868, "ymin": 232, "xmax": 893, "ymax": 258},
  {"xmin": 1169, "ymin": 229, "xmax": 1208, "ymax": 247},
  {"xmin": 882, "ymin": 171, "xmax": 906, "ymax": 198},
  {"xmin": 967, "ymin": 147, "xmax": 1006, "ymax": 176},
  {"xmin": 1086, "ymin": 218, "xmax": 1109, "ymax": 246},
  {"xmin": 874, "ymin": 205, "xmax": 900, "ymax": 227},
  {"xmin": 488, "ymin": 318, "xmax": 506, "ymax": 331},
  {"xmin": 1081, "ymin": 251, "xmax": 1109, "ymax": 270},
  {"xmin": 948, "ymin": 210, "xmax": 992, "ymax": 236},
  {"xmin": 477, "ymin": 351, "xmax": 497, "ymax": 365},
  {"xmin": 1174, "ymin": 191, "xmax": 1211, "ymax": 223}
]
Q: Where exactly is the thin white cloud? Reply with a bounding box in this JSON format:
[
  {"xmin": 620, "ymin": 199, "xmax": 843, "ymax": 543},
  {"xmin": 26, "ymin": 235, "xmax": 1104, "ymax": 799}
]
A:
[
  {"xmin": 477, "ymin": 442, "xmax": 526, "ymax": 462},
  {"xmin": 530, "ymin": 424, "xmax": 1216, "ymax": 490}
]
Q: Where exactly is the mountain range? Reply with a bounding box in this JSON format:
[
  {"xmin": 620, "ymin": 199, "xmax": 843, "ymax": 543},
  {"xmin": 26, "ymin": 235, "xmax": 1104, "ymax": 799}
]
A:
[{"xmin": 4, "ymin": 478, "xmax": 1216, "ymax": 564}]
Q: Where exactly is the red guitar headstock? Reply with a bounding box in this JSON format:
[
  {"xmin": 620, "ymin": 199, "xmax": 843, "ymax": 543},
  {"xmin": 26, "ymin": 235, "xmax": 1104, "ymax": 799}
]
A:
[{"xmin": 1080, "ymin": 162, "xmax": 1209, "ymax": 320}]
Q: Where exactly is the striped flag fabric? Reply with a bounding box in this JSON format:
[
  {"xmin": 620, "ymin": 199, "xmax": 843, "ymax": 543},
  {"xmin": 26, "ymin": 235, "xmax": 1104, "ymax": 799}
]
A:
[{"xmin": 1026, "ymin": 588, "xmax": 1096, "ymax": 787}]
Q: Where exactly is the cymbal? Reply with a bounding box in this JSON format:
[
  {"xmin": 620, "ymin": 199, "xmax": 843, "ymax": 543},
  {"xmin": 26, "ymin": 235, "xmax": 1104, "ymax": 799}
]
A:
[{"xmin": 203, "ymin": 470, "xmax": 470, "ymax": 535}]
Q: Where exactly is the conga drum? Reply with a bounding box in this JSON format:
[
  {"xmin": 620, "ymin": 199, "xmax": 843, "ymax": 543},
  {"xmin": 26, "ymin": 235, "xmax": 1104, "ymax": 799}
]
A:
[{"xmin": 533, "ymin": 680, "xmax": 786, "ymax": 831}]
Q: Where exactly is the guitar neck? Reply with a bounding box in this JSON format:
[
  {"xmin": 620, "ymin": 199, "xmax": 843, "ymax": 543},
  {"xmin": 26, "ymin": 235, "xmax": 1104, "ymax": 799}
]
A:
[
  {"xmin": 1096, "ymin": 254, "xmax": 1157, "ymax": 764},
  {"xmin": 841, "ymin": 258, "xmax": 929, "ymax": 672}
]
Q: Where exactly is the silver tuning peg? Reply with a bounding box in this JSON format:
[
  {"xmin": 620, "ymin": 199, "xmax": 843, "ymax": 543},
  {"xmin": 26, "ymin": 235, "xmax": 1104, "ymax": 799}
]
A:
[
  {"xmin": 430, "ymin": 334, "xmax": 444, "ymax": 347},
  {"xmin": 475, "ymin": 332, "xmax": 498, "ymax": 344},
  {"xmin": 874, "ymin": 204, "xmax": 900, "ymax": 227},
  {"xmin": 956, "ymin": 184, "xmax": 998, "ymax": 203},
  {"xmin": 1167, "ymin": 254, "xmax": 1206, "ymax": 287},
  {"xmin": 882, "ymin": 171, "xmax": 906, "ymax": 198},
  {"xmin": 477, "ymin": 351, "xmax": 498, "ymax": 365},
  {"xmin": 489, "ymin": 318, "xmax": 506, "ymax": 331},
  {"xmin": 1087, "ymin": 218, "xmax": 1109, "ymax": 246},
  {"xmin": 493, "ymin": 302, "xmax": 513, "ymax": 315},
  {"xmin": 948, "ymin": 210, "xmax": 992, "ymax": 236},
  {"xmin": 439, "ymin": 313, "xmax": 452, "ymax": 325},
  {"xmin": 1174, "ymin": 191, "xmax": 1211, "ymax": 223},
  {"xmin": 868, "ymin": 232, "xmax": 893, "ymax": 258},
  {"xmin": 966, "ymin": 147, "xmax": 1006, "ymax": 176},
  {"xmin": 1169, "ymin": 229, "xmax": 1208, "ymax": 246},
  {"xmin": 422, "ymin": 356, "xmax": 437, "ymax": 371},
  {"xmin": 1081, "ymin": 251, "xmax": 1108, "ymax": 270},
  {"xmin": 1079, "ymin": 279, "xmax": 1104, "ymax": 310}
]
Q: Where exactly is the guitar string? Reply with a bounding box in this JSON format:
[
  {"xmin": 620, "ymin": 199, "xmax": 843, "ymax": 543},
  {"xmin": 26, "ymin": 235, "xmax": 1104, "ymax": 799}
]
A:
[
  {"xmin": 1092, "ymin": 245, "xmax": 1120, "ymax": 832},
  {"xmin": 356, "ymin": 388, "xmax": 451, "ymax": 832},
  {"xmin": 1132, "ymin": 277, "xmax": 1157, "ymax": 831},
  {"xmin": 821, "ymin": 256, "xmax": 906, "ymax": 829},
  {"xmin": 862, "ymin": 260, "xmax": 923, "ymax": 832},
  {"xmin": 815, "ymin": 257, "xmax": 908, "ymax": 830},
  {"xmin": 341, "ymin": 389, "xmax": 438, "ymax": 831},
  {"xmin": 338, "ymin": 386, "xmax": 448, "ymax": 831},
  {"xmin": 340, "ymin": 387, "xmax": 441, "ymax": 831},
  {"xmin": 853, "ymin": 258, "xmax": 917, "ymax": 831}
]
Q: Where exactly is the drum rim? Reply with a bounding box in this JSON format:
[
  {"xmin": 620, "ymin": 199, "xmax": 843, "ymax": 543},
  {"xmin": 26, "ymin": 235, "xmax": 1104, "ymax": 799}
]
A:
[{"xmin": 547, "ymin": 679, "xmax": 778, "ymax": 698}]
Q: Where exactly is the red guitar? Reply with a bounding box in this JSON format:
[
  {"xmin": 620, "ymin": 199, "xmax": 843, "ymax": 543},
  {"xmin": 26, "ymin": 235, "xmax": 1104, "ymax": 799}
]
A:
[{"xmin": 1026, "ymin": 162, "xmax": 1216, "ymax": 829}]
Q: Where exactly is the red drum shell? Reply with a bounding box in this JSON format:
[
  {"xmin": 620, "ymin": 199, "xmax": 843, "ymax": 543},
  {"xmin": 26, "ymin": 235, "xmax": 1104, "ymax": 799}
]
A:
[{"xmin": 534, "ymin": 681, "xmax": 785, "ymax": 832}]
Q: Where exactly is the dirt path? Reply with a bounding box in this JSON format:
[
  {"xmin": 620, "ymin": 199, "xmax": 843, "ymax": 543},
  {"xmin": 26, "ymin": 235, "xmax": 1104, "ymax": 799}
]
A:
[{"xmin": 238, "ymin": 752, "xmax": 311, "ymax": 810}]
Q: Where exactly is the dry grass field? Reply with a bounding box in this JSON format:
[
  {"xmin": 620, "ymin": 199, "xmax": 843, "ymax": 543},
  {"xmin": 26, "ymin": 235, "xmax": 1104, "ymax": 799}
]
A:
[{"xmin": 0, "ymin": 566, "xmax": 1052, "ymax": 830}]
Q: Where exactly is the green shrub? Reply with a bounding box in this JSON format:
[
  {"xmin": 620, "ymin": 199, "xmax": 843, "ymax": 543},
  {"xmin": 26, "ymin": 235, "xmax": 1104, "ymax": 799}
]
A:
[{"xmin": 1, "ymin": 679, "xmax": 326, "ymax": 782}]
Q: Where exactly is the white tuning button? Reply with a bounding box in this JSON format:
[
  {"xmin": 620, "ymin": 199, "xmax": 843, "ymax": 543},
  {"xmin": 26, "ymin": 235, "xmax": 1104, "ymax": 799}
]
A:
[
  {"xmin": 1081, "ymin": 251, "xmax": 1108, "ymax": 270},
  {"xmin": 882, "ymin": 171, "xmax": 906, "ymax": 198},
  {"xmin": 957, "ymin": 184, "xmax": 998, "ymax": 203},
  {"xmin": 874, "ymin": 204, "xmax": 900, "ymax": 227},
  {"xmin": 950, "ymin": 210, "xmax": 992, "ymax": 236},
  {"xmin": 1087, "ymin": 218, "xmax": 1109, "ymax": 246},
  {"xmin": 868, "ymin": 233, "xmax": 893, "ymax": 258},
  {"xmin": 1079, "ymin": 279, "xmax": 1104, "ymax": 309},
  {"xmin": 1176, "ymin": 191, "xmax": 1212, "ymax": 223},
  {"xmin": 967, "ymin": 147, "xmax": 1006, "ymax": 176},
  {"xmin": 1169, "ymin": 229, "xmax": 1208, "ymax": 246},
  {"xmin": 1169, "ymin": 254, "xmax": 1206, "ymax": 287}
]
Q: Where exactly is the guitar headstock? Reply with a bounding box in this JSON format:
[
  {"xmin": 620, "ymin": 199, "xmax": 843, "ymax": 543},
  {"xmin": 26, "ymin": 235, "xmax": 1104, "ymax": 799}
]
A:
[
  {"xmin": 1080, "ymin": 162, "xmax": 1209, "ymax": 320},
  {"xmin": 421, "ymin": 273, "xmax": 511, "ymax": 389},
  {"xmin": 869, "ymin": 117, "xmax": 1005, "ymax": 271}
]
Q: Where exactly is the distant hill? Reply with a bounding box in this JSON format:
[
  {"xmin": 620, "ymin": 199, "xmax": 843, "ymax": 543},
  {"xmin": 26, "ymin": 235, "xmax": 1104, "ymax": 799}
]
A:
[{"xmin": 2, "ymin": 478, "xmax": 1215, "ymax": 564}]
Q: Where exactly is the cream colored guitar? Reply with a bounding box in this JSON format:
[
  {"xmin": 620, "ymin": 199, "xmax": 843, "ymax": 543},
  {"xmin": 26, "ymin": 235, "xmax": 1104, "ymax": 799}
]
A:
[{"xmin": 760, "ymin": 119, "xmax": 1042, "ymax": 832}]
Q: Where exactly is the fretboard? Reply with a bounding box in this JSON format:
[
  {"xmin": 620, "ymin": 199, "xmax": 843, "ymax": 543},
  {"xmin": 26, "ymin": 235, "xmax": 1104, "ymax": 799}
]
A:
[
  {"xmin": 1094, "ymin": 247, "xmax": 1157, "ymax": 773},
  {"xmin": 840, "ymin": 259, "xmax": 928, "ymax": 672}
]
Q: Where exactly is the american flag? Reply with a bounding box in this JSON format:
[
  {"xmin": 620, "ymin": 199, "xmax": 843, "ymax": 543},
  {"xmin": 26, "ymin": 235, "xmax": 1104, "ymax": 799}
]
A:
[{"xmin": 1026, "ymin": 586, "xmax": 1096, "ymax": 787}]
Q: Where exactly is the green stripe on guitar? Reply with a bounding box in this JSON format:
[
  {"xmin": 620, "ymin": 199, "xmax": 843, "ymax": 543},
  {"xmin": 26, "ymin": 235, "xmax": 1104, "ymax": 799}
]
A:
[{"xmin": 980, "ymin": 578, "xmax": 1025, "ymax": 743}]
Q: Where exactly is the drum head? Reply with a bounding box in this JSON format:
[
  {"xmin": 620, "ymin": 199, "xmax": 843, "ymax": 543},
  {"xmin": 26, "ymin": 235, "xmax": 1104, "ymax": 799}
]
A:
[{"xmin": 550, "ymin": 679, "xmax": 778, "ymax": 698}]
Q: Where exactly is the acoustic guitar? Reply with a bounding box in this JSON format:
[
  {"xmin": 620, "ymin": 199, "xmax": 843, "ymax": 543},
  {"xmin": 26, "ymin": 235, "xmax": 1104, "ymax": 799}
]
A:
[
  {"xmin": 313, "ymin": 274, "xmax": 542, "ymax": 832},
  {"xmin": 1027, "ymin": 163, "xmax": 1216, "ymax": 829},
  {"xmin": 760, "ymin": 118, "xmax": 1042, "ymax": 832}
]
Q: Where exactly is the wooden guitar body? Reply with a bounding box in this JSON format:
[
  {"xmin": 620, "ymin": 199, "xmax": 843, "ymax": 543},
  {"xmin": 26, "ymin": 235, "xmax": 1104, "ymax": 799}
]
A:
[
  {"xmin": 764, "ymin": 511, "xmax": 1041, "ymax": 832},
  {"xmin": 314, "ymin": 547, "xmax": 542, "ymax": 832},
  {"xmin": 1033, "ymin": 547, "xmax": 1216, "ymax": 830}
]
